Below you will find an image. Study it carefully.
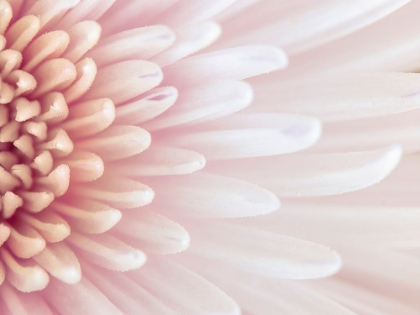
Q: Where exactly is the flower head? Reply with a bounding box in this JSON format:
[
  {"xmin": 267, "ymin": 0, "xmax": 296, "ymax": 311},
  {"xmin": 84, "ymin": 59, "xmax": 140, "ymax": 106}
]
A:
[{"xmin": 0, "ymin": 1, "xmax": 417, "ymax": 315}]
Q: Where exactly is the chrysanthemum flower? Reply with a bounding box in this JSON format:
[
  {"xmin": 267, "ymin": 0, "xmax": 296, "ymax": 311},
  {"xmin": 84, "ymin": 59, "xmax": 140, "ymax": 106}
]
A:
[{"xmin": 0, "ymin": 0, "xmax": 415, "ymax": 314}]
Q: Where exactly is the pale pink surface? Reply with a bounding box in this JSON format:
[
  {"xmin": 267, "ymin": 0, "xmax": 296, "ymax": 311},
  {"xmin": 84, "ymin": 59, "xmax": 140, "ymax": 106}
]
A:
[{"xmin": 0, "ymin": 1, "xmax": 417, "ymax": 315}]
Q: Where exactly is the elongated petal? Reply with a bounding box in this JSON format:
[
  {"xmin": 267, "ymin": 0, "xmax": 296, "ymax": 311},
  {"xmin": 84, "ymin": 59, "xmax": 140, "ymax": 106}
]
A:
[
  {"xmin": 218, "ymin": 0, "xmax": 411, "ymax": 54},
  {"xmin": 152, "ymin": 21, "xmax": 221, "ymax": 67},
  {"xmin": 342, "ymin": 248, "xmax": 420, "ymax": 292},
  {"xmin": 276, "ymin": 0, "xmax": 420, "ymax": 78},
  {"xmin": 145, "ymin": 80, "xmax": 253, "ymax": 130},
  {"xmin": 61, "ymin": 98, "xmax": 115, "ymax": 138},
  {"xmin": 31, "ymin": 59, "xmax": 76, "ymax": 98},
  {"xmin": 33, "ymin": 243, "xmax": 81, "ymax": 284},
  {"xmin": 208, "ymin": 145, "xmax": 402, "ymax": 196},
  {"xmin": 63, "ymin": 58, "xmax": 97, "ymax": 103},
  {"xmin": 55, "ymin": 0, "xmax": 115, "ymax": 29},
  {"xmin": 144, "ymin": 172, "xmax": 279, "ymax": 218},
  {"xmin": 177, "ymin": 257, "xmax": 357, "ymax": 315},
  {"xmin": 77, "ymin": 125, "xmax": 151, "ymax": 161},
  {"xmin": 63, "ymin": 150, "xmax": 104, "ymax": 182},
  {"xmin": 1, "ymin": 282, "xmax": 54, "ymax": 315},
  {"xmin": 18, "ymin": 212, "xmax": 70, "ymax": 243},
  {"xmin": 1, "ymin": 248, "xmax": 49, "ymax": 292},
  {"xmin": 164, "ymin": 46, "xmax": 287, "ymax": 86},
  {"xmin": 110, "ymin": 146, "xmax": 205, "ymax": 177},
  {"xmin": 44, "ymin": 278, "xmax": 123, "ymax": 315},
  {"xmin": 244, "ymin": 202, "xmax": 420, "ymax": 247},
  {"xmin": 252, "ymin": 72, "xmax": 420, "ymax": 121},
  {"xmin": 89, "ymin": 25, "xmax": 175, "ymax": 67},
  {"xmin": 115, "ymin": 87, "xmax": 178, "ymax": 125},
  {"xmin": 162, "ymin": 113, "xmax": 321, "ymax": 159},
  {"xmin": 23, "ymin": 31, "xmax": 69, "ymax": 71},
  {"xmin": 133, "ymin": 257, "xmax": 241, "ymax": 315},
  {"xmin": 158, "ymin": 0, "xmax": 237, "ymax": 27},
  {"xmin": 311, "ymin": 276, "xmax": 420, "ymax": 314},
  {"xmin": 24, "ymin": 0, "xmax": 80, "ymax": 27},
  {"xmin": 6, "ymin": 224, "xmax": 45, "ymax": 259},
  {"xmin": 5, "ymin": 15, "xmax": 39, "ymax": 52},
  {"xmin": 215, "ymin": 0, "xmax": 261, "ymax": 21},
  {"xmin": 184, "ymin": 221, "xmax": 342, "ymax": 279},
  {"xmin": 0, "ymin": 0, "xmax": 12, "ymax": 35},
  {"xmin": 53, "ymin": 200, "xmax": 121, "ymax": 234},
  {"xmin": 62, "ymin": 21, "xmax": 102, "ymax": 63},
  {"xmin": 83, "ymin": 264, "xmax": 176, "ymax": 315},
  {"xmin": 317, "ymin": 109, "xmax": 420, "ymax": 153},
  {"xmin": 114, "ymin": 210, "xmax": 190, "ymax": 254},
  {"xmin": 72, "ymin": 175, "xmax": 154, "ymax": 209},
  {"xmin": 85, "ymin": 60, "xmax": 163, "ymax": 105},
  {"xmin": 99, "ymin": 0, "xmax": 178, "ymax": 35},
  {"xmin": 67, "ymin": 232, "xmax": 146, "ymax": 272}
]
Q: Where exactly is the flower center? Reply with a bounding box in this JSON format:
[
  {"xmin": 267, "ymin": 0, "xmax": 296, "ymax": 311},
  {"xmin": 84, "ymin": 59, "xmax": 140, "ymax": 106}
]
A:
[
  {"xmin": 0, "ymin": 48, "xmax": 73, "ymax": 221},
  {"xmin": 0, "ymin": 2, "xmax": 120, "ymax": 292}
]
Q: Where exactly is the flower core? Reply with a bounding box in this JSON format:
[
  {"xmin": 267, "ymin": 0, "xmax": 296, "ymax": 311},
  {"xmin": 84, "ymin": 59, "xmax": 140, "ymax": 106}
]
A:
[{"xmin": 0, "ymin": 0, "xmax": 122, "ymax": 293}]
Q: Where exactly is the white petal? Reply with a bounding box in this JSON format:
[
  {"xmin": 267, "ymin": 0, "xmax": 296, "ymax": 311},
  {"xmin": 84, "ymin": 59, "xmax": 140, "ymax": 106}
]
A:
[
  {"xmin": 164, "ymin": 45, "xmax": 287, "ymax": 86},
  {"xmin": 109, "ymin": 146, "xmax": 205, "ymax": 177},
  {"xmin": 1, "ymin": 282, "xmax": 54, "ymax": 315},
  {"xmin": 55, "ymin": 0, "xmax": 115, "ymax": 29},
  {"xmin": 78, "ymin": 125, "xmax": 151, "ymax": 161},
  {"xmin": 1, "ymin": 248, "xmax": 49, "ymax": 292},
  {"xmin": 184, "ymin": 220, "xmax": 342, "ymax": 279},
  {"xmin": 252, "ymin": 72, "xmax": 420, "ymax": 121},
  {"xmin": 53, "ymin": 199, "xmax": 121, "ymax": 234},
  {"xmin": 177, "ymin": 257, "xmax": 356, "ymax": 315},
  {"xmin": 24, "ymin": 0, "xmax": 80, "ymax": 27},
  {"xmin": 215, "ymin": 0, "xmax": 261, "ymax": 21},
  {"xmin": 243, "ymin": 202, "xmax": 420, "ymax": 247},
  {"xmin": 99, "ymin": 0, "xmax": 178, "ymax": 35},
  {"xmin": 275, "ymin": 1, "xmax": 420, "ymax": 78},
  {"xmin": 208, "ymin": 145, "xmax": 402, "ymax": 196},
  {"xmin": 152, "ymin": 21, "xmax": 221, "ymax": 67},
  {"xmin": 44, "ymin": 278, "xmax": 123, "ymax": 315},
  {"xmin": 62, "ymin": 21, "xmax": 101, "ymax": 63},
  {"xmin": 217, "ymin": 0, "xmax": 411, "ymax": 54},
  {"xmin": 83, "ymin": 264, "xmax": 176, "ymax": 315},
  {"xmin": 33, "ymin": 243, "xmax": 81, "ymax": 284},
  {"xmin": 88, "ymin": 25, "xmax": 175, "ymax": 67},
  {"xmin": 18, "ymin": 211, "xmax": 70, "ymax": 243},
  {"xmin": 72, "ymin": 175, "xmax": 154, "ymax": 209},
  {"xmin": 67, "ymin": 232, "xmax": 146, "ymax": 272},
  {"xmin": 144, "ymin": 80, "xmax": 253, "ymax": 131},
  {"xmin": 144, "ymin": 172, "xmax": 279, "ymax": 218},
  {"xmin": 327, "ymin": 154, "xmax": 420, "ymax": 209},
  {"xmin": 311, "ymin": 277, "xmax": 420, "ymax": 315},
  {"xmin": 161, "ymin": 113, "xmax": 321, "ymax": 159},
  {"xmin": 114, "ymin": 210, "xmax": 190, "ymax": 254},
  {"xmin": 341, "ymin": 248, "xmax": 420, "ymax": 292},
  {"xmin": 61, "ymin": 98, "xmax": 115, "ymax": 138},
  {"xmin": 157, "ymin": 0, "xmax": 237, "ymax": 27},
  {"xmin": 84, "ymin": 60, "xmax": 163, "ymax": 105},
  {"xmin": 63, "ymin": 150, "xmax": 104, "ymax": 182},
  {"xmin": 133, "ymin": 257, "xmax": 241, "ymax": 315},
  {"xmin": 316, "ymin": 109, "xmax": 420, "ymax": 153},
  {"xmin": 6, "ymin": 224, "xmax": 45, "ymax": 259},
  {"xmin": 115, "ymin": 87, "xmax": 178, "ymax": 125}
]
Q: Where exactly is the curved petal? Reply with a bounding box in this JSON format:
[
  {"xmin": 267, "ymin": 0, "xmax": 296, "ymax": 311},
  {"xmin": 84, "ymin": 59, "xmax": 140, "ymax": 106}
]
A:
[
  {"xmin": 133, "ymin": 256, "xmax": 241, "ymax": 315},
  {"xmin": 44, "ymin": 278, "xmax": 123, "ymax": 315},
  {"xmin": 161, "ymin": 113, "xmax": 321, "ymax": 159},
  {"xmin": 144, "ymin": 172, "xmax": 280, "ymax": 218},
  {"xmin": 208, "ymin": 145, "xmax": 402, "ymax": 196},
  {"xmin": 184, "ymin": 220, "xmax": 342, "ymax": 279}
]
